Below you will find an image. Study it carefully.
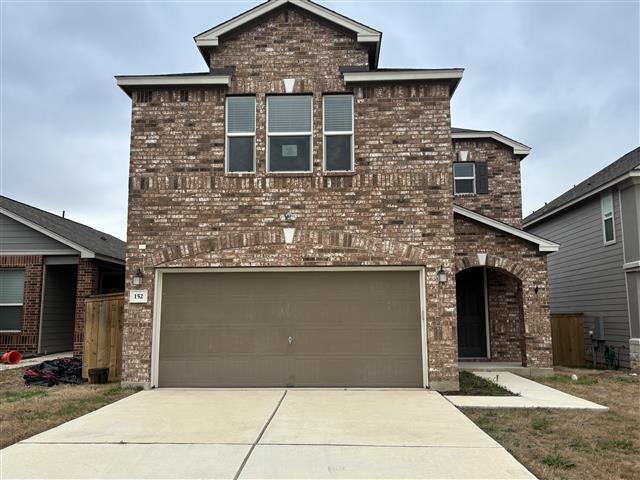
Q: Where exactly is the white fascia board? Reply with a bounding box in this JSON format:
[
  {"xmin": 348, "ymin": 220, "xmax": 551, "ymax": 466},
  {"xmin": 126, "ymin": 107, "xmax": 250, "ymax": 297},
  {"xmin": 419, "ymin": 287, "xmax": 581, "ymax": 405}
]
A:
[
  {"xmin": 344, "ymin": 69, "xmax": 463, "ymax": 84},
  {"xmin": 116, "ymin": 75, "xmax": 231, "ymax": 88},
  {"xmin": 0, "ymin": 207, "xmax": 95, "ymax": 258},
  {"xmin": 195, "ymin": 0, "xmax": 381, "ymax": 47},
  {"xmin": 623, "ymin": 261, "xmax": 640, "ymax": 272},
  {"xmin": 451, "ymin": 131, "xmax": 531, "ymax": 156},
  {"xmin": 453, "ymin": 205, "xmax": 560, "ymax": 253},
  {"xmin": 523, "ymin": 171, "xmax": 638, "ymax": 228}
]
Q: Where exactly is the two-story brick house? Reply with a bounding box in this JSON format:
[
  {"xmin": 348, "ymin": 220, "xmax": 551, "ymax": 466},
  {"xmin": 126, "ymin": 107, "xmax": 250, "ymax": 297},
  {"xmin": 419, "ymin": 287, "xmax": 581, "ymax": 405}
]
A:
[{"xmin": 117, "ymin": 0, "xmax": 558, "ymax": 390}]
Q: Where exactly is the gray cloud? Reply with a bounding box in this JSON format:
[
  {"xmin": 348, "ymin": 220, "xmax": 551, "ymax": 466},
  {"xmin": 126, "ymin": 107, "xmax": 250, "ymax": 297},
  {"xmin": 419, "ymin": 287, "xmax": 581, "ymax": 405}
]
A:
[{"xmin": 1, "ymin": 0, "xmax": 638, "ymax": 238}]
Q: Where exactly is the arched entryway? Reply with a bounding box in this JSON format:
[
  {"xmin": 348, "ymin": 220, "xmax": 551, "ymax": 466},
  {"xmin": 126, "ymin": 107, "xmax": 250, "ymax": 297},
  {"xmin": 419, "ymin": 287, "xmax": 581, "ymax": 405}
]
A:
[{"xmin": 456, "ymin": 266, "xmax": 526, "ymax": 364}]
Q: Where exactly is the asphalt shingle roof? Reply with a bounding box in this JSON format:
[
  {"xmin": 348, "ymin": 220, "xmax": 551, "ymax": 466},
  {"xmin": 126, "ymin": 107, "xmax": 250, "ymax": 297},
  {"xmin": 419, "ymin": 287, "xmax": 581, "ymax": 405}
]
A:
[
  {"xmin": 523, "ymin": 146, "xmax": 640, "ymax": 226},
  {"xmin": 0, "ymin": 196, "xmax": 126, "ymax": 261}
]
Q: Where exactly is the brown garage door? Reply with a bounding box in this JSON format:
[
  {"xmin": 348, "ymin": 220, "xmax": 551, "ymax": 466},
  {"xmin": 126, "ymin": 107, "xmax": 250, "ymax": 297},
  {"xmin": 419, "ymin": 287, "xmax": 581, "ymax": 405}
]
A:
[{"xmin": 158, "ymin": 270, "xmax": 423, "ymax": 387}]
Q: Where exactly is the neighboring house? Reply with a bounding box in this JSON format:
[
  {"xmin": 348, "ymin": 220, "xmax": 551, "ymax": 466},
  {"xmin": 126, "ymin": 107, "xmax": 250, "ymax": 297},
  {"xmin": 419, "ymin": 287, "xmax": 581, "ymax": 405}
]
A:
[
  {"xmin": 0, "ymin": 196, "xmax": 126, "ymax": 356},
  {"xmin": 525, "ymin": 147, "xmax": 640, "ymax": 370},
  {"xmin": 116, "ymin": 0, "xmax": 558, "ymax": 391}
]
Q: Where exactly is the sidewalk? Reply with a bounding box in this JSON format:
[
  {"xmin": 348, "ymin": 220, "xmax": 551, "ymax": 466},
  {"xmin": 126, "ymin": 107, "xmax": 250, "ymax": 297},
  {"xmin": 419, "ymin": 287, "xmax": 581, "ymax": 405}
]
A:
[{"xmin": 445, "ymin": 371, "xmax": 608, "ymax": 411}]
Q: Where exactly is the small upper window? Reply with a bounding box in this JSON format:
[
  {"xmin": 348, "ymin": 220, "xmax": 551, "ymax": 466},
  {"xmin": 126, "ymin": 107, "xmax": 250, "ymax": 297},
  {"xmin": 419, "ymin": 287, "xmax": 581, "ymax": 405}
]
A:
[
  {"xmin": 601, "ymin": 192, "xmax": 615, "ymax": 245},
  {"xmin": 0, "ymin": 269, "xmax": 24, "ymax": 331},
  {"xmin": 267, "ymin": 96, "xmax": 312, "ymax": 172},
  {"xmin": 324, "ymin": 95, "xmax": 354, "ymax": 172},
  {"xmin": 226, "ymin": 96, "xmax": 256, "ymax": 173},
  {"xmin": 453, "ymin": 162, "xmax": 475, "ymax": 194}
]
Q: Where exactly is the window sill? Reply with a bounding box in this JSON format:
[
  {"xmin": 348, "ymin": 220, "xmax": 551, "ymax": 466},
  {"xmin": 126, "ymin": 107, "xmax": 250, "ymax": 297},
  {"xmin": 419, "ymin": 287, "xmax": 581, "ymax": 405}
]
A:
[
  {"xmin": 0, "ymin": 330, "xmax": 21, "ymax": 333},
  {"xmin": 323, "ymin": 171, "xmax": 356, "ymax": 177},
  {"xmin": 266, "ymin": 172, "xmax": 314, "ymax": 177},
  {"xmin": 604, "ymin": 240, "xmax": 617, "ymax": 247},
  {"xmin": 454, "ymin": 193, "xmax": 476, "ymax": 197},
  {"xmin": 225, "ymin": 172, "xmax": 256, "ymax": 177}
]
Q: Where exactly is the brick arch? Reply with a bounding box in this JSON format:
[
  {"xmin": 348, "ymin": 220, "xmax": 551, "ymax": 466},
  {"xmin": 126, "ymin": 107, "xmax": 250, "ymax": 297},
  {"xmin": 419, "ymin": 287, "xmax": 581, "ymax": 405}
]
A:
[
  {"xmin": 150, "ymin": 229, "xmax": 429, "ymax": 266},
  {"xmin": 455, "ymin": 254, "xmax": 526, "ymax": 280}
]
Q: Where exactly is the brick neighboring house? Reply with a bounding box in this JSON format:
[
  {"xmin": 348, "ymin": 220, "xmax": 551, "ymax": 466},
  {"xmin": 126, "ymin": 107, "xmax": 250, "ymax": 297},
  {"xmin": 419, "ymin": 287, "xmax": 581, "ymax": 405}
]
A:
[
  {"xmin": 116, "ymin": 0, "xmax": 558, "ymax": 391},
  {"xmin": 0, "ymin": 196, "xmax": 125, "ymax": 357}
]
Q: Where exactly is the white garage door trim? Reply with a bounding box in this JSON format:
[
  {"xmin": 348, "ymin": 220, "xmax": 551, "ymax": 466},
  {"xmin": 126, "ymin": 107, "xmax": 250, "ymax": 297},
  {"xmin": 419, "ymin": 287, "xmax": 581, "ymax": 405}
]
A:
[{"xmin": 151, "ymin": 266, "xmax": 428, "ymax": 388}]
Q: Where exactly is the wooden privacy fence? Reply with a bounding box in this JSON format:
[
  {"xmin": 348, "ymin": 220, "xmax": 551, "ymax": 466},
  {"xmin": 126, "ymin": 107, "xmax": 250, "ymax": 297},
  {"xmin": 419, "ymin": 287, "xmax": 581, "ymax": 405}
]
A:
[
  {"xmin": 550, "ymin": 313, "xmax": 585, "ymax": 367},
  {"xmin": 82, "ymin": 293, "xmax": 124, "ymax": 381}
]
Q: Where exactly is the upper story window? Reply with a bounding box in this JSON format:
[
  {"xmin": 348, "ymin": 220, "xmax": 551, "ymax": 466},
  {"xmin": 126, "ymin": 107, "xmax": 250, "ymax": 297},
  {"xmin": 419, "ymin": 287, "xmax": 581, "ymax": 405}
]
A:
[
  {"xmin": 323, "ymin": 95, "xmax": 354, "ymax": 172},
  {"xmin": 267, "ymin": 95, "xmax": 312, "ymax": 173},
  {"xmin": 0, "ymin": 269, "xmax": 24, "ymax": 331},
  {"xmin": 226, "ymin": 96, "xmax": 256, "ymax": 173},
  {"xmin": 601, "ymin": 192, "xmax": 615, "ymax": 245},
  {"xmin": 453, "ymin": 162, "xmax": 476, "ymax": 194}
]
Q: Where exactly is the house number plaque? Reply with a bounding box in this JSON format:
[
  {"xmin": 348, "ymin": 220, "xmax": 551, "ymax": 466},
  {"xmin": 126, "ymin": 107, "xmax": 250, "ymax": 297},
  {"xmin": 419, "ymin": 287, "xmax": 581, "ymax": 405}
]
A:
[{"xmin": 129, "ymin": 289, "xmax": 148, "ymax": 304}]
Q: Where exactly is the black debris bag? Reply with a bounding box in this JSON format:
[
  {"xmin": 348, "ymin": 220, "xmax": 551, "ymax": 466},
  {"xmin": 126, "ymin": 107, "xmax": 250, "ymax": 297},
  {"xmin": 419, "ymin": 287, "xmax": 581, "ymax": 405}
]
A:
[{"xmin": 23, "ymin": 357, "xmax": 85, "ymax": 387}]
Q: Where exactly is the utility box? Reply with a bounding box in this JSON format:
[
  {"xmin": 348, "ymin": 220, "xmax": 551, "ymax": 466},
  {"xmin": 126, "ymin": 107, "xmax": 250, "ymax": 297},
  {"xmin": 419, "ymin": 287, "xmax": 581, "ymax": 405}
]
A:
[{"xmin": 592, "ymin": 317, "xmax": 605, "ymax": 341}]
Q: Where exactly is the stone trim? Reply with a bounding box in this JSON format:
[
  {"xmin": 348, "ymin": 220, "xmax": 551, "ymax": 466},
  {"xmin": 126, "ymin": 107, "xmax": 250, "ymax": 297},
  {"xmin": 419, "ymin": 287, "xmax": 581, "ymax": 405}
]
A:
[{"xmin": 150, "ymin": 229, "xmax": 431, "ymax": 267}]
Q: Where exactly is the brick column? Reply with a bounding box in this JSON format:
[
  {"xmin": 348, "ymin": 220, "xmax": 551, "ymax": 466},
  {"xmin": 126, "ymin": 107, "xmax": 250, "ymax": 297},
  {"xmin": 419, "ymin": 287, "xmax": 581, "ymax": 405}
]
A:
[
  {"xmin": 521, "ymin": 270, "xmax": 553, "ymax": 370},
  {"xmin": 0, "ymin": 256, "xmax": 43, "ymax": 355},
  {"xmin": 74, "ymin": 259, "xmax": 99, "ymax": 356}
]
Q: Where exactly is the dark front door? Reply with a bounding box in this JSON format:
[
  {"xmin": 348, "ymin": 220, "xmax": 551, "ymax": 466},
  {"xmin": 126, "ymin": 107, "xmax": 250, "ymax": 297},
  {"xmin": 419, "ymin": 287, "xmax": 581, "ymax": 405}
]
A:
[{"xmin": 456, "ymin": 268, "xmax": 487, "ymax": 358}]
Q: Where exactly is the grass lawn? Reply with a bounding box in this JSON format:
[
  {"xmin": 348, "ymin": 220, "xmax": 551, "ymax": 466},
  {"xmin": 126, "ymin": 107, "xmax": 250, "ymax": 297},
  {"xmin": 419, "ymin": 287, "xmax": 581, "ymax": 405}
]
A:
[
  {"xmin": 0, "ymin": 366, "xmax": 141, "ymax": 449},
  {"xmin": 462, "ymin": 368, "xmax": 640, "ymax": 480}
]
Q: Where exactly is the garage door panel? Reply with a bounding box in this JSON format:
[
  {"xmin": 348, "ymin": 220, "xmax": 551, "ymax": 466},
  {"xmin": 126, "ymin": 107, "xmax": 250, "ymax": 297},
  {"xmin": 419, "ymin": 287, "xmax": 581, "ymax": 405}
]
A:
[{"xmin": 158, "ymin": 270, "xmax": 423, "ymax": 387}]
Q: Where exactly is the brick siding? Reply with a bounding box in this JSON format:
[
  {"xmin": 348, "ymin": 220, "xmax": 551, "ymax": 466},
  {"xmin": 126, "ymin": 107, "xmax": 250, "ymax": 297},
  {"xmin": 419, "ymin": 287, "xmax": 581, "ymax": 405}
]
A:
[{"xmin": 74, "ymin": 259, "xmax": 99, "ymax": 356}]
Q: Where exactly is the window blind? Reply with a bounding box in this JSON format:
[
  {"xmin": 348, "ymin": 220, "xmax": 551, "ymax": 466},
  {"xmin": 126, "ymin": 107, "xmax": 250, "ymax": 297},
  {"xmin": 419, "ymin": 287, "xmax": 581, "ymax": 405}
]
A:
[
  {"xmin": 324, "ymin": 96, "xmax": 352, "ymax": 132},
  {"xmin": 227, "ymin": 97, "xmax": 255, "ymax": 134},
  {"xmin": 0, "ymin": 270, "xmax": 24, "ymax": 304},
  {"xmin": 268, "ymin": 96, "xmax": 312, "ymax": 133}
]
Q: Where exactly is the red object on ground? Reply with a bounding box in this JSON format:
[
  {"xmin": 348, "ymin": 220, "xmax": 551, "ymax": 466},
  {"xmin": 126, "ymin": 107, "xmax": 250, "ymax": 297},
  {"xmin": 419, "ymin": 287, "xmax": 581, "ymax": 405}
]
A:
[{"xmin": 1, "ymin": 351, "xmax": 22, "ymax": 364}]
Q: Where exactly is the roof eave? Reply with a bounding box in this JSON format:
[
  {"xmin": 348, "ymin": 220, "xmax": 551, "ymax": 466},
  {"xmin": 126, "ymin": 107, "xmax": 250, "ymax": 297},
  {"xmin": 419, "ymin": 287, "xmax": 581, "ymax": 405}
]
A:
[
  {"xmin": 451, "ymin": 131, "xmax": 531, "ymax": 158},
  {"xmin": 453, "ymin": 205, "xmax": 560, "ymax": 253},
  {"xmin": 343, "ymin": 69, "xmax": 464, "ymax": 95},
  {"xmin": 115, "ymin": 74, "xmax": 231, "ymax": 97}
]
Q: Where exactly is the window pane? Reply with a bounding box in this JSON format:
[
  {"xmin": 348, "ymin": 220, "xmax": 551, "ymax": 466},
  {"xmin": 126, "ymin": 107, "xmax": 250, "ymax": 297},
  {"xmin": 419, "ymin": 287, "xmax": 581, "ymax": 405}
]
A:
[
  {"xmin": 268, "ymin": 96, "xmax": 312, "ymax": 133},
  {"xmin": 453, "ymin": 163, "xmax": 474, "ymax": 177},
  {"xmin": 324, "ymin": 96, "xmax": 352, "ymax": 132},
  {"xmin": 604, "ymin": 218, "xmax": 614, "ymax": 242},
  {"xmin": 455, "ymin": 179, "xmax": 475, "ymax": 194},
  {"xmin": 0, "ymin": 270, "xmax": 24, "ymax": 304},
  {"xmin": 601, "ymin": 193, "xmax": 614, "ymax": 216},
  {"xmin": 325, "ymin": 135, "xmax": 352, "ymax": 171},
  {"xmin": 227, "ymin": 97, "xmax": 255, "ymax": 134},
  {"xmin": 269, "ymin": 136, "xmax": 311, "ymax": 172},
  {"xmin": 228, "ymin": 136, "xmax": 254, "ymax": 172},
  {"xmin": 0, "ymin": 306, "xmax": 22, "ymax": 330}
]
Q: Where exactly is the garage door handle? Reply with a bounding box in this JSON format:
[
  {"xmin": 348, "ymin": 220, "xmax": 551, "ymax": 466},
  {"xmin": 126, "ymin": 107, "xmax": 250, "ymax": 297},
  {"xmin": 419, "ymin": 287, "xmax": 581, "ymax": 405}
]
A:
[{"xmin": 288, "ymin": 336, "xmax": 294, "ymax": 345}]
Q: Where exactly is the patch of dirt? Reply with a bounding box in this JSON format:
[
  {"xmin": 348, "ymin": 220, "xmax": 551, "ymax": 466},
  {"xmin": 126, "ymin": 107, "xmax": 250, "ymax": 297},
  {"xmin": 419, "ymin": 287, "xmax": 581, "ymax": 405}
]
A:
[
  {"xmin": 444, "ymin": 371, "xmax": 516, "ymax": 396},
  {"xmin": 0, "ymin": 366, "xmax": 141, "ymax": 449},
  {"xmin": 463, "ymin": 368, "xmax": 640, "ymax": 480}
]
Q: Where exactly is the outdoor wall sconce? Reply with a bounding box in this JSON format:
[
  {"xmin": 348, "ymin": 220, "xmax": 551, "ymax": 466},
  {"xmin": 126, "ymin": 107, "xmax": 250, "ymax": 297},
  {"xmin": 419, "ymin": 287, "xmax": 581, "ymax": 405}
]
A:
[
  {"xmin": 534, "ymin": 285, "xmax": 539, "ymax": 295},
  {"xmin": 283, "ymin": 211, "xmax": 297, "ymax": 244},
  {"xmin": 132, "ymin": 268, "xmax": 144, "ymax": 286},
  {"xmin": 437, "ymin": 265, "xmax": 448, "ymax": 284}
]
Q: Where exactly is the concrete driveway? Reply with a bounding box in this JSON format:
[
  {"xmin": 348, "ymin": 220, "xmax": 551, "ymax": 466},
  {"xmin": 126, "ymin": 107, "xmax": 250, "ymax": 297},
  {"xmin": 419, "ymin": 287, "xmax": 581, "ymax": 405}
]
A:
[{"xmin": 1, "ymin": 390, "xmax": 534, "ymax": 479}]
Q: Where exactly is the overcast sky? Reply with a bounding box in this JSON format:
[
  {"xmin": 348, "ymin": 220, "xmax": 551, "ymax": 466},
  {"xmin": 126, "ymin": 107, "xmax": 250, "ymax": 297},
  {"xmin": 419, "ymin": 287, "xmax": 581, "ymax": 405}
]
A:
[{"xmin": 1, "ymin": 0, "xmax": 638, "ymax": 240}]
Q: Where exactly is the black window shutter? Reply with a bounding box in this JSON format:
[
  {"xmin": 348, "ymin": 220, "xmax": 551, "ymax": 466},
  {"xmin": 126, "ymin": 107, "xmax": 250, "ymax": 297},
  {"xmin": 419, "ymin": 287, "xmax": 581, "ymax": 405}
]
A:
[{"xmin": 476, "ymin": 163, "xmax": 489, "ymax": 194}]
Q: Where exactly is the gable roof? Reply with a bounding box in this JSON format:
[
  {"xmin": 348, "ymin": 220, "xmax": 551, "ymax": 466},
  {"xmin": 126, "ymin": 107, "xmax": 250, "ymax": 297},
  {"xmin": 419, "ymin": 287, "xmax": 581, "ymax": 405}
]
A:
[
  {"xmin": 453, "ymin": 205, "xmax": 559, "ymax": 252},
  {"xmin": 451, "ymin": 128, "xmax": 531, "ymax": 158},
  {"xmin": 194, "ymin": 0, "xmax": 382, "ymax": 67},
  {"xmin": 0, "ymin": 196, "xmax": 126, "ymax": 263},
  {"xmin": 523, "ymin": 146, "xmax": 640, "ymax": 227}
]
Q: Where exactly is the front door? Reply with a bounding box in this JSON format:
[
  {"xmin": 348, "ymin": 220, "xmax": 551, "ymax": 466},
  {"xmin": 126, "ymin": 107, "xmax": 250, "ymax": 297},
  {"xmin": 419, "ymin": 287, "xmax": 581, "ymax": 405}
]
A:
[{"xmin": 456, "ymin": 268, "xmax": 487, "ymax": 358}]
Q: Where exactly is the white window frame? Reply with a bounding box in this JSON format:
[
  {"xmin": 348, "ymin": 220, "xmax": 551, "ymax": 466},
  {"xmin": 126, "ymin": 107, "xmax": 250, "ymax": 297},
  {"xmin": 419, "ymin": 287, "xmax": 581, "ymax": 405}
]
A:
[
  {"xmin": 323, "ymin": 94, "xmax": 355, "ymax": 173},
  {"xmin": 453, "ymin": 162, "xmax": 476, "ymax": 195},
  {"xmin": 266, "ymin": 95, "xmax": 313, "ymax": 173},
  {"xmin": 601, "ymin": 192, "xmax": 616, "ymax": 245},
  {"xmin": 225, "ymin": 96, "xmax": 256, "ymax": 174},
  {"xmin": 0, "ymin": 268, "xmax": 24, "ymax": 332}
]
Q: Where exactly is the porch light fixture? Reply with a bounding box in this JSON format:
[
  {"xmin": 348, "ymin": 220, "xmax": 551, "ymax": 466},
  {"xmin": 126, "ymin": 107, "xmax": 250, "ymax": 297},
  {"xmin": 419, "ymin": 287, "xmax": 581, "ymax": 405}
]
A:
[
  {"xmin": 436, "ymin": 265, "xmax": 448, "ymax": 284},
  {"xmin": 132, "ymin": 268, "xmax": 144, "ymax": 286}
]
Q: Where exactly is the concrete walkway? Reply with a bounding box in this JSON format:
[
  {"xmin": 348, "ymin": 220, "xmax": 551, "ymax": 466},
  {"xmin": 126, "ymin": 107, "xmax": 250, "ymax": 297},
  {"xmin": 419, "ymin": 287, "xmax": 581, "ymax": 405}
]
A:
[
  {"xmin": 0, "ymin": 389, "xmax": 535, "ymax": 479},
  {"xmin": 446, "ymin": 371, "xmax": 608, "ymax": 411},
  {"xmin": 0, "ymin": 352, "xmax": 73, "ymax": 372}
]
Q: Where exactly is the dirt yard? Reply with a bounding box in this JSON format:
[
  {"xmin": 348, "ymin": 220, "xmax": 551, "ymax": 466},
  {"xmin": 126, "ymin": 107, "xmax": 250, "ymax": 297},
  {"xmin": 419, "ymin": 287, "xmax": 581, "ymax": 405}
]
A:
[
  {"xmin": 463, "ymin": 368, "xmax": 640, "ymax": 480},
  {"xmin": 0, "ymin": 366, "xmax": 140, "ymax": 449}
]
